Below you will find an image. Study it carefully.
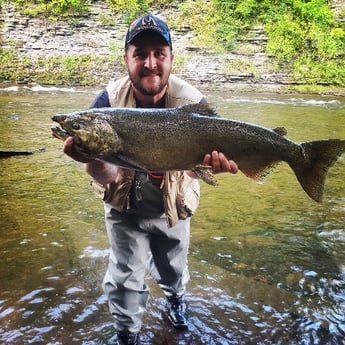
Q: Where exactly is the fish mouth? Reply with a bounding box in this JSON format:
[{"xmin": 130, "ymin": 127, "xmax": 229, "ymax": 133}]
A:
[
  {"xmin": 51, "ymin": 114, "xmax": 71, "ymax": 140},
  {"xmin": 51, "ymin": 126, "xmax": 70, "ymax": 141}
]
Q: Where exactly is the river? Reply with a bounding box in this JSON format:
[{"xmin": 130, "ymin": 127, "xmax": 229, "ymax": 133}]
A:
[{"xmin": 0, "ymin": 84, "xmax": 344, "ymax": 345}]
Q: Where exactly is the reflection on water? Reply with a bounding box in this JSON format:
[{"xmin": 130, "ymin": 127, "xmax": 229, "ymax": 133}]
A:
[{"xmin": 0, "ymin": 84, "xmax": 344, "ymax": 344}]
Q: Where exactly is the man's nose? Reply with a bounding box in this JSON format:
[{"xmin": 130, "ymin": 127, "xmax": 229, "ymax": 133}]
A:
[{"xmin": 144, "ymin": 52, "xmax": 157, "ymax": 70}]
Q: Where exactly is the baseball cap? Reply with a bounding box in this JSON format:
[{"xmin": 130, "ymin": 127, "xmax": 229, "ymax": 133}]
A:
[{"xmin": 125, "ymin": 14, "xmax": 172, "ymax": 48}]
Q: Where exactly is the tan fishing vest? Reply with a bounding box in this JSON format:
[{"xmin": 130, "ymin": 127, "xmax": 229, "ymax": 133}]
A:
[{"xmin": 91, "ymin": 74, "xmax": 205, "ymax": 227}]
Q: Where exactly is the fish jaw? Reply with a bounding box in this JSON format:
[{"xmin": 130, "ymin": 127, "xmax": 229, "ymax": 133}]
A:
[{"xmin": 51, "ymin": 126, "xmax": 70, "ymax": 141}]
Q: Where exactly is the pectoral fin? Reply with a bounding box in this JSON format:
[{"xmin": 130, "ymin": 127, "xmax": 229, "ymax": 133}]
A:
[{"xmin": 192, "ymin": 165, "xmax": 218, "ymax": 186}]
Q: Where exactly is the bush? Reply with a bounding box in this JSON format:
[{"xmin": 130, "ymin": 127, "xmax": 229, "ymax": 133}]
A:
[
  {"xmin": 9, "ymin": 0, "xmax": 90, "ymax": 19},
  {"xmin": 180, "ymin": 0, "xmax": 345, "ymax": 85}
]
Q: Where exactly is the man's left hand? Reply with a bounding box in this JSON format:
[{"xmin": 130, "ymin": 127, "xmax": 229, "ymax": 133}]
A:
[{"xmin": 203, "ymin": 151, "xmax": 238, "ymax": 174}]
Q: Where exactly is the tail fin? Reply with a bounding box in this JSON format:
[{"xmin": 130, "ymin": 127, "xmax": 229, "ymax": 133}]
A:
[{"xmin": 292, "ymin": 139, "xmax": 345, "ymax": 202}]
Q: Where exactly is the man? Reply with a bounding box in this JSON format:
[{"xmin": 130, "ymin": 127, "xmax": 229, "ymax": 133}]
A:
[{"xmin": 63, "ymin": 14, "xmax": 238, "ymax": 345}]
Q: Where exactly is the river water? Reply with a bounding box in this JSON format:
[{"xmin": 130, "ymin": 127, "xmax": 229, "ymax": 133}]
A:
[{"xmin": 0, "ymin": 84, "xmax": 344, "ymax": 345}]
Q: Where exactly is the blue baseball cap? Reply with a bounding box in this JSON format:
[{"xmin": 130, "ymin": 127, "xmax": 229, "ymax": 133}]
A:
[{"xmin": 125, "ymin": 14, "xmax": 172, "ymax": 48}]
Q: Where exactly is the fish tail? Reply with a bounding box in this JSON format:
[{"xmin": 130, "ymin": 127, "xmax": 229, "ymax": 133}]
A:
[{"xmin": 292, "ymin": 139, "xmax": 345, "ymax": 202}]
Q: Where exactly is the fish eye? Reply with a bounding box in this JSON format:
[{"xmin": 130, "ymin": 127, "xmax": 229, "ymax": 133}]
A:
[{"xmin": 72, "ymin": 123, "xmax": 80, "ymax": 130}]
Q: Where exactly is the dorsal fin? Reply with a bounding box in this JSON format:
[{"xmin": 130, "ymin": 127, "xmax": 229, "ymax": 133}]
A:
[
  {"xmin": 273, "ymin": 127, "xmax": 287, "ymax": 136},
  {"xmin": 178, "ymin": 103, "xmax": 219, "ymax": 117}
]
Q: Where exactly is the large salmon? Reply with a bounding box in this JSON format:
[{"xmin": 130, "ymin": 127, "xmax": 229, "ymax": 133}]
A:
[{"xmin": 51, "ymin": 104, "xmax": 345, "ymax": 202}]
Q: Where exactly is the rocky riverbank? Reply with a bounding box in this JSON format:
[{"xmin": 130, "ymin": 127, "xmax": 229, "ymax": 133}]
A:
[{"xmin": 1, "ymin": 1, "xmax": 344, "ymax": 94}]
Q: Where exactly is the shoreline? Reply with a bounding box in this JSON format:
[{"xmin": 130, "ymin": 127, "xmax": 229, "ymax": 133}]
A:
[
  {"xmin": 1, "ymin": 81, "xmax": 345, "ymax": 98},
  {"xmin": 1, "ymin": 2, "xmax": 344, "ymax": 96}
]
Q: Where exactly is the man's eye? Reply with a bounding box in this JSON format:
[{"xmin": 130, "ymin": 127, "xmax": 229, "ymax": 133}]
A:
[{"xmin": 135, "ymin": 52, "xmax": 146, "ymax": 59}]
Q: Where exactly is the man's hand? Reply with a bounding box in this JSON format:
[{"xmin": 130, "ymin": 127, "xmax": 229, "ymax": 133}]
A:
[
  {"xmin": 63, "ymin": 137, "xmax": 118, "ymax": 185},
  {"xmin": 63, "ymin": 137, "xmax": 94, "ymax": 163},
  {"xmin": 203, "ymin": 151, "xmax": 238, "ymax": 174}
]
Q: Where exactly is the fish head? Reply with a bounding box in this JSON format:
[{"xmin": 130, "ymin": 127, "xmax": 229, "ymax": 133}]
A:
[{"xmin": 52, "ymin": 112, "xmax": 121, "ymax": 157}]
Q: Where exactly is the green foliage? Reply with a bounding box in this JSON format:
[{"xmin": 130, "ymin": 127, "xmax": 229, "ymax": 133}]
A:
[
  {"xmin": 175, "ymin": 0, "xmax": 224, "ymax": 51},
  {"xmin": 98, "ymin": 13, "xmax": 117, "ymax": 26},
  {"xmin": 265, "ymin": 13, "xmax": 305, "ymax": 61},
  {"xmin": 293, "ymin": 57, "xmax": 345, "ymax": 86},
  {"xmin": 0, "ymin": 44, "xmax": 32, "ymax": 82},
  {"xmin": 106, "ymin": 0, "xmax": 143, "ymax": 23},
  {"xmin": 179, "ymin": 0, "xmax": 345, "ymax": 86},
  {"xmin": 109, "ymin": 40, "xmax": 125, "ymax": 66},
  {"xmin": 264, "ymin": 0, "xmax": 341, "ymax": 62},
  {"xmin": 9, "ymin": 0, "xmax": 90, "ymax": 19},
  {"xmin": 0, "ymin": 44, "xmax": 123, "ymax": 85},
  {"xmin": 0, "ymin": 44, "xmax": 17, "ymax": 80},
  {"xmin": 261, "ymin": 0, "xmax": 345, "ymax": 85},
  {"xmin": 106, "ymin": 0, "xmax": 177, "ymax": 23}
]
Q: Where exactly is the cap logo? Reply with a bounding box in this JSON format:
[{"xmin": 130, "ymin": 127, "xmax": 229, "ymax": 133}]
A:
[
  {"xmin": 142, "ymin": 16, "xmax": 157, "ymax": 28},
  {"xmin": 129, "ymin": 16, "xmax": 160, "ymax": 34}
]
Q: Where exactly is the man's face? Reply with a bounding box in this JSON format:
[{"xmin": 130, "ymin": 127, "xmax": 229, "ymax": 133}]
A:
[{"xmin": 124, "ymin": 32, "xmax": 173, "ymax": 97}]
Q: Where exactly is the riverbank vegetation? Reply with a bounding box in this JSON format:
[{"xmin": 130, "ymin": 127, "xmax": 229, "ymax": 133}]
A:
[
  {"xmin": 177, "ymin": 0, "xmax": 345, "ymax": 86},
  {"xmin": 0, "ymin": 40, "xmax": 122, "ymax": 85},
  {"xmin": 1, "ymin": 0, "xmax": 344, "ymax": 89},
  {"xmin": 1, "ymin": 0, "xmax": 90, "ymax": 19}
]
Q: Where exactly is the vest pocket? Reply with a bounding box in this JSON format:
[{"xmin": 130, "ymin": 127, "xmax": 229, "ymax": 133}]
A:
[{"xmin": 176, "ymin": 174, "xmax": 200, "ymax": 219}]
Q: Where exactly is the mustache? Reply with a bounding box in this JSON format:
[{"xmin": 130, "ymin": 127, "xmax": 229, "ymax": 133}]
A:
[{"xmin": 141, "ymin": 67, "xmax": 162, "ymax": 76}]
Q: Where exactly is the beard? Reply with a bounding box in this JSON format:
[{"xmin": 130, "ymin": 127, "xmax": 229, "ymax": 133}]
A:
[{"xmin": 128, "ymin": 68, "xmax": 170, "ymax": 96}]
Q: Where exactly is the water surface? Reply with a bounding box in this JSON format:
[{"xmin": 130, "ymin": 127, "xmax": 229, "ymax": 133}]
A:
[{"xmin": 0, "ymin": 85, "xmax": 344, "ymax": 344}]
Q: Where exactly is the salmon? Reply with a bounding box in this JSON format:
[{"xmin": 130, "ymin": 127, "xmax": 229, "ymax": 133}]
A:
[{"xmin": 51, "ymin": 104, "xmax": 345, "ymax": 202}]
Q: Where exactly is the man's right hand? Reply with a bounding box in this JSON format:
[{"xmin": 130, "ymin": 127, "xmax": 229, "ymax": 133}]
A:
[
  {"xmin": 63, "ymin": 137, "xmax": 117, "ymax": 185},
  {"xmin": 63, "ymin": 137, "xmax": 94, "ymax": 163}
]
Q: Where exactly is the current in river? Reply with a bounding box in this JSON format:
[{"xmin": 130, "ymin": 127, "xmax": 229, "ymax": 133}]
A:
[{"xmin": 0, "ymin": 84, "xmax": 344, "ymax": 344}]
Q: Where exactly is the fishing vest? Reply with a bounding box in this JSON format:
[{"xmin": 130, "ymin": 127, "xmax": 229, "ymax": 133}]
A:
[{"xmin": 91, "ymin": 74, "xmax": 205, "ymax": 227}]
